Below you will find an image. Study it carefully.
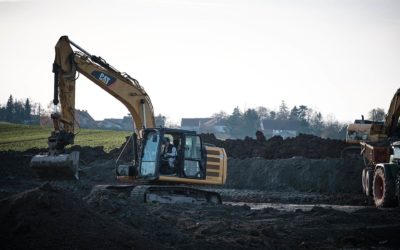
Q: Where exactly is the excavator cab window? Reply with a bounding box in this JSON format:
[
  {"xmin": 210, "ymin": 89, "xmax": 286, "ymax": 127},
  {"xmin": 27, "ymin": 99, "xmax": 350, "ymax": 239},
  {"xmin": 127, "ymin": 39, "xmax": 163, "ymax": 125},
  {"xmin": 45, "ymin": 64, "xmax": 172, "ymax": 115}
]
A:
[
  {"xmin": 139, "ymin": 131, "xmax": 160, "ymax": 178},
  {"xmin": 183, "ymin": 135, "xmax": 205, "ymax": 179}
]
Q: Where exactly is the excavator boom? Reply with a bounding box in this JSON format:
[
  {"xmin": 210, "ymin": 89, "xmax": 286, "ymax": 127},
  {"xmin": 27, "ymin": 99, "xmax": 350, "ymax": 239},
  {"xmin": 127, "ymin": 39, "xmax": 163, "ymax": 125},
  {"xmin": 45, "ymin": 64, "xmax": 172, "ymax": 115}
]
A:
[
  {"xmin": 31, "ymin": 36, "xmax": 155, "ymax": 179},
  {"xmin": 54, "ymin": 36, "xmax": 155, "ymax": 132}
]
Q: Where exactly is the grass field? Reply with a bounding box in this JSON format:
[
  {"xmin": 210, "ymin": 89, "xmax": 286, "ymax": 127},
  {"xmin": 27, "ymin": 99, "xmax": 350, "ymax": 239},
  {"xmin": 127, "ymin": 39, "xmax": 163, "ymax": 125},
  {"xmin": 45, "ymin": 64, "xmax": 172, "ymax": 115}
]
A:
[{"xmin": 0, "ymin": 122, "xmax": 131, "ymax": 152}]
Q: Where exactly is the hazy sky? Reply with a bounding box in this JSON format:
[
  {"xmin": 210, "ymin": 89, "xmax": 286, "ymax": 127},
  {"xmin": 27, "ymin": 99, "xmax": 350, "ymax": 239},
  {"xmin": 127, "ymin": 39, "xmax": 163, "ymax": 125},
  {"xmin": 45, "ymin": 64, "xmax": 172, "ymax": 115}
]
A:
[{"xmin": 1, "ymin": 0, "xmax": 399, "ymax": 124}]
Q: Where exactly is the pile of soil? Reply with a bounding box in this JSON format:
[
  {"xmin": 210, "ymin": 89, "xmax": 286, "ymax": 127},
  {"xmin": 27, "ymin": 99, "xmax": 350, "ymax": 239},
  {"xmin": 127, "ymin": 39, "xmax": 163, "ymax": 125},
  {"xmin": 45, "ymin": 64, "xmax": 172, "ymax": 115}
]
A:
[
  {"xmin": 1, "ymin": 147, "xmax": 400, "ymax": 249},
  {"xmin": 69, "ymin": 145, "xmax": 112, "ymax": 164},
  {"xmin": 110, "ymin": 133, "xmax": 352, "ymax": 162},
  {"xmin": 201, "ymin": 133, "xmax": 350, "ymax": 159},
  {"xmin": 1, "ymin": 182, "xmax": 400, "ymax": 250},
  {"xmin": 0, "ymin": 149, "xmax": 364, "ymax": 197},
  {"xmin": 0, "ymin": 150, "xmax": 37, "ymax": 180},
  {"xmin": 84, "ymin": 187, "xmax": 400, "ymax": 249},
  {"xmin": 225, "ymin": 157, "xmax": 364, "ymax": 194},
  {"xmin": 0, "ymin": 183, "xmax": 161, "ymax": 250}
]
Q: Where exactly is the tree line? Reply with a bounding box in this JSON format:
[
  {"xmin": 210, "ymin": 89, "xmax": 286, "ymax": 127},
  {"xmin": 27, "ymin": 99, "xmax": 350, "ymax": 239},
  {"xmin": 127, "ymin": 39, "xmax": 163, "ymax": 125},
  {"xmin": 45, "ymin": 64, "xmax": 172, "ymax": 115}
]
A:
[
  {"xmin": 1, "ymin": 95, "xmax": 385, "ymax": 140},
  {"xmin": 211, "ymin": 101, "xmax": 384, "ymax": 140},
  {"xmin": 0, "ymin": 95, "xmax": 43, "ymax": 124}
]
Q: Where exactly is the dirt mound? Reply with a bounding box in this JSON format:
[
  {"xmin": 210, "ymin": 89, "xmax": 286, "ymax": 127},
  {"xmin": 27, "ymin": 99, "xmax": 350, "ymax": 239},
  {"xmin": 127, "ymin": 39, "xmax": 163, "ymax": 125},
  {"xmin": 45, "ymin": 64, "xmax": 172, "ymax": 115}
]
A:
[
  {"xmin": 201, "ymin": 133, "xmax": 350, "ymax": 159},
  {"xmin": 1, "ymin": 148, "xmax": 400, "ymax": 249},
  {"xmin": 110, "ymin": 133, "xmax": 350, "ymax": 161},
  {"xmin": 1, "ymin": 182, "xmax": 399, "ymax": 250},
  {"xmin": 0, "ymin": 147, "xmax": 363, "ymax": 196},
  {"xmin": 0, "ymin": 147, "xmax": 115, "ymax": 183},
  {"xmin": 0, "ymin": 183, "xmax": 162, "ymax": 250},
  {"xmin": 85, "ymin": 189, "xmax": 400, "ymax": 249},
  {"xmin": 225, "ymin": 157, "xmax": 364, "ymax": 194},
  {"xmin": 69, "ymin": 145, "xmax": 111, "ymax": 163},
  {"xmin": 0, "ymin": 149, "xmax": 40, "ymax": 180}
]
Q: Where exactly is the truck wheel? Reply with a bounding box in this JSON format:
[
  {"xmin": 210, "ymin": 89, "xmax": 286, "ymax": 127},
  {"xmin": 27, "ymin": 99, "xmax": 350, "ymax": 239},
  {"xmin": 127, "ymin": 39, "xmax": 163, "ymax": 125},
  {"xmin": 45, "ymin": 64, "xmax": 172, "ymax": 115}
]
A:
[
  {"xmin": 362, "ymin": 169, "xmax": 374, "ymax": 196},
  {"xmin": 373, "ymin": 167, "xmax": 396, "ymax": 208}
]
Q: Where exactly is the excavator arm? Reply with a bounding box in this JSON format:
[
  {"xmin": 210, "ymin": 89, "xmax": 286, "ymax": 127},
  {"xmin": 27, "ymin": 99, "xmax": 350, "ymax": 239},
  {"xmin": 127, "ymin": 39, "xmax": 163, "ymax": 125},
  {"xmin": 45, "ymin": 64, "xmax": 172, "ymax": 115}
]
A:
[
  {"xmin": 31, "ymin": 36, "xmax": 156, "ymax": 179},
  {"xmin": 53, "ymin": 36, "xmax": 155, "ymax": 145}
]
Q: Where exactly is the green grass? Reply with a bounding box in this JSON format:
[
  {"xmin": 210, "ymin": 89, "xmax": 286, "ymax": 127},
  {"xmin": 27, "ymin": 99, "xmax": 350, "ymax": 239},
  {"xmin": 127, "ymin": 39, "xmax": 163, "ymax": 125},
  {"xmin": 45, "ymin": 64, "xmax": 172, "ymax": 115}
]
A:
[{"xmin": 0, "ymin": 122, "xmax": 131, "ymax": 152}]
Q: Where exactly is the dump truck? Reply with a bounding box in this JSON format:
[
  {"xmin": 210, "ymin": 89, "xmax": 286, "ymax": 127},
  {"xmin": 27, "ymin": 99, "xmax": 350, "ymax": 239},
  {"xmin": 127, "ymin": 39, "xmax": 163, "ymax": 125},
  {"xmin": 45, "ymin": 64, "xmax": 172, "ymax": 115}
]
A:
[{"xmin": 346, "ymin": 89, "xmax": 400, "ymax": 207}]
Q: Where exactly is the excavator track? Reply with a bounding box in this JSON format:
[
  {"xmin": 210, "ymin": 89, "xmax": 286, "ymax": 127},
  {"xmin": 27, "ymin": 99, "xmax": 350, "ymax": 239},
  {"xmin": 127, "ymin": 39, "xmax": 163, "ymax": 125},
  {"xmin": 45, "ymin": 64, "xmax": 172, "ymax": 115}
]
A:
[
  {"xmin": 130, "ymin": 185, "xmax": 148, "ymax": 203},
  {"xmin": 130, "ymin": 185, "xmax": 222, "ymax": 204},
  {"xmin": 86, "ymin": 184, "xmax": 222, "ymax": 205}
]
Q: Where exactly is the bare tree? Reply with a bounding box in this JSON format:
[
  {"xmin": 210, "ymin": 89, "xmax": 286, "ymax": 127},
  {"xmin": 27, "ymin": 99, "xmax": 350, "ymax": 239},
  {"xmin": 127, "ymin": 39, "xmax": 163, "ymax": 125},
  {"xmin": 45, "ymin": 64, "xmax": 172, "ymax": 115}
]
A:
[
  {"xmin": 256, "ymin": 106, "xmax": 270, "ymax": 120},
  {"xmin": 367, "ymin": 108, "xmax": 385, "ymax": 122}
]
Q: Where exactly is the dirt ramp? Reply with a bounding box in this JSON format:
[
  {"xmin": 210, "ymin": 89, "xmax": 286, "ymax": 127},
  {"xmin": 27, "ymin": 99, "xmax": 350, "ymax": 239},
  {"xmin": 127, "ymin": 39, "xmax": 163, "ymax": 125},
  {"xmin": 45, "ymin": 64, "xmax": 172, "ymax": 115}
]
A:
[
  {"xmin": 226, "ymin": 157, "xmax": 364, "ymax": 194},
  {"xmin": 0, "ymin": 183, "xmax": 162, "ymax": 250}
]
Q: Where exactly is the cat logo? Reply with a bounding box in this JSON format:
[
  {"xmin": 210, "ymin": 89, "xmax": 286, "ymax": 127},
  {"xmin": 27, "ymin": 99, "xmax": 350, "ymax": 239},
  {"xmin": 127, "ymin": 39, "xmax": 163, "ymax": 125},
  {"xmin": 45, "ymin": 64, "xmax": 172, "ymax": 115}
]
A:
[{"xmin": 91, "ymin": 71, "xmax": 117, "ymax": 86}]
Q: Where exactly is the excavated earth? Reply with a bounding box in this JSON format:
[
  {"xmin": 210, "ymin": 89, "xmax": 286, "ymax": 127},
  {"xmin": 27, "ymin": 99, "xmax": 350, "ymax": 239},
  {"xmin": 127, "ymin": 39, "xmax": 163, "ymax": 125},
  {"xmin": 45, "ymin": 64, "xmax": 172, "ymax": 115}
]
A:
[{"xmin": 1, "ymin": 135, "xmax": 400, "ymax": 249}]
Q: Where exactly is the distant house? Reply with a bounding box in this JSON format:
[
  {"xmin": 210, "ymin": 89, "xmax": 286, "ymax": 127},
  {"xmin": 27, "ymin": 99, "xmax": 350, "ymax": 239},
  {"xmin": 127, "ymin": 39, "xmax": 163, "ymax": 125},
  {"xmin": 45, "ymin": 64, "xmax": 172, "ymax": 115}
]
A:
[
  {"xmin": 121, "ymin": 116, "xmax": 135, "ymax": 131},
  {"xmin": 38, "ymin": 109, "xmax": 135, "ymax": 131},
  {"xmin": 181, "ymin": 117, "xmax": 229, "ymax": 138},
  {"xmin": 39, "ymin": 115, "xmax": 52, "ymax": 127},
  {"xmin": 261, "ymin": 119, "xmax": 302, "ymax": 139},
  {"xmin": 181, "ymin": 118, "xmax": 212, "ymax": 133},
  {"xmin": 38, "ymin": 109, "xmax": 98, "ymax": 128},
  {"xmin": 96, "ymin": 119, "xmax": 122, "ymax": 130},
  {"xmin": 97, "ymin": 116, "xmax": 134, "ymax": 131},
  {"xmin": 75, "ymin": 110, "xmax": 98, "ymax": 129},
  {"xmin": 200, "ymin": 118, "xmax": 229, "ymax": 138}
]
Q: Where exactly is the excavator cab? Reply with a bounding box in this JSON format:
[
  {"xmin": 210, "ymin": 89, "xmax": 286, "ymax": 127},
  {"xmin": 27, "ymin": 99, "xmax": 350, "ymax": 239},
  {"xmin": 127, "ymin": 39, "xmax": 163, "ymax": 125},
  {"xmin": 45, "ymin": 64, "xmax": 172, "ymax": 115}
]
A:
[{"xmin": 117, "ymin": 128, "xmax": 208, "ymax": 183}]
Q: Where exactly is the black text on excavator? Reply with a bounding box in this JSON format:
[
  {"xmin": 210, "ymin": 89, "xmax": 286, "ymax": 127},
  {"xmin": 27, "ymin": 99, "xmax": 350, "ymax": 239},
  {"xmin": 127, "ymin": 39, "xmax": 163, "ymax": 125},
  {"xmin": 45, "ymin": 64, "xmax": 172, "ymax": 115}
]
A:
[{"xmin": 30, "ymin": 36, "xmax": 227, "ymax": 204}]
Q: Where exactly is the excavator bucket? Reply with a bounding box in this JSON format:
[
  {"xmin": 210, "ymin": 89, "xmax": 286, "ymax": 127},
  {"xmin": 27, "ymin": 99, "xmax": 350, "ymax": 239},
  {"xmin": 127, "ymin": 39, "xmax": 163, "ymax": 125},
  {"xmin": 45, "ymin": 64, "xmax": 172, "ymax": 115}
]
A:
[{"xmin": 30, "ymin": 151, "xmax": 80, "ymax": 180}]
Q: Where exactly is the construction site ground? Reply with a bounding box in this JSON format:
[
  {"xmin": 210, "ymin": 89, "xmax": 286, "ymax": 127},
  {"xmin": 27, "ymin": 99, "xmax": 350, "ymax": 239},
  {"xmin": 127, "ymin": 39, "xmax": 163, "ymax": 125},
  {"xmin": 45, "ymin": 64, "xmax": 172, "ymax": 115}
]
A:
[{"xmin": 1, "ymin": 135, "xmax": 400, "ymax": 249}]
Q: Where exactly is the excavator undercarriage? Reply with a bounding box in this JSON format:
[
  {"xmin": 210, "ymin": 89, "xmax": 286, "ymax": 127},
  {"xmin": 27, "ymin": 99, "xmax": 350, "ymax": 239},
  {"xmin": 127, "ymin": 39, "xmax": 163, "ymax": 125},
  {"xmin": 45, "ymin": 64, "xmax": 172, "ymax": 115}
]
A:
[{"xmin": 87, "ymin": 184, "xmax": 222, "ymax": 205}]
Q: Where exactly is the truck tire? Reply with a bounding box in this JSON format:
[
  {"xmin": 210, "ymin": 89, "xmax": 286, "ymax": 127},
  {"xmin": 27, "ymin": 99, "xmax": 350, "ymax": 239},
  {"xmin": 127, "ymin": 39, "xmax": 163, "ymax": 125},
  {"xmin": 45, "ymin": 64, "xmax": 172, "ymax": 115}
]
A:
[
  {"xmin": 373, "ymin": 167, "xmax": 396, "ymax": 208},
  {"xmin": 362, "ymin": 169, "xmax": 374, "ymax": 196}
]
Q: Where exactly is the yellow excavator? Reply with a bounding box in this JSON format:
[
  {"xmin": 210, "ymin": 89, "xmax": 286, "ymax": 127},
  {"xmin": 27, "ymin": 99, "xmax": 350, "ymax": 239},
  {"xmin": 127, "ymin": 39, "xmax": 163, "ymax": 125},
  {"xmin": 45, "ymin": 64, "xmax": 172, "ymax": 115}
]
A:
[{"xmin": 30, "ymin": 36, "xmax": 227, "ymax": 204}]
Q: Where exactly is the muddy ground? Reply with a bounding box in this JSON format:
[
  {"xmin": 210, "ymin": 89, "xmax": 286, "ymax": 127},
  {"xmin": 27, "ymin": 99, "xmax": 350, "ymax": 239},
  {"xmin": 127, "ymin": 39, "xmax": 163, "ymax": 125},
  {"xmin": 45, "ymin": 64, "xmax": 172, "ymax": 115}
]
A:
[{"xmin": 1, "ymin": 135, "xmax": 400, "ymax": 249}]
